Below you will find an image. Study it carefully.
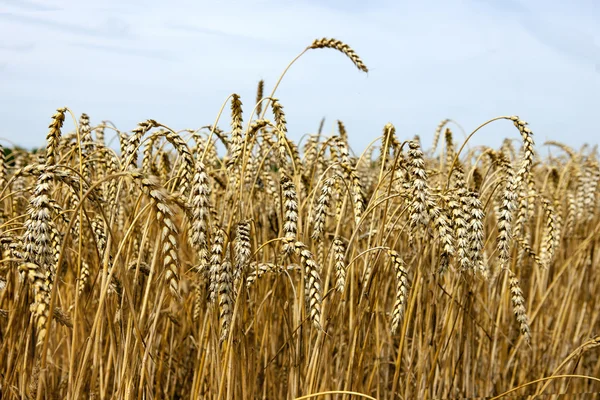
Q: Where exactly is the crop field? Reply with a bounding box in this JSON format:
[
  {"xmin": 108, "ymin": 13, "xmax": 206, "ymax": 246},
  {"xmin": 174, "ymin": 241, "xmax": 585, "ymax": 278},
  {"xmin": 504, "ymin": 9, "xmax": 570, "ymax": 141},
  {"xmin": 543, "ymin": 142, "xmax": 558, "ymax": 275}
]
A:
[{"xmin": 0, "ymin": 39, "xmax": 599, "ymax": 399}]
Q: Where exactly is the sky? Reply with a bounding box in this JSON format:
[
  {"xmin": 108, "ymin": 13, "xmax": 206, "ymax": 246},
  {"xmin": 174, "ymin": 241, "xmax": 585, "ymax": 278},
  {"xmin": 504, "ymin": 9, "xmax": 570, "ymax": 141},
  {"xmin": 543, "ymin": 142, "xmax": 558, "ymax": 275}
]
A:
[{"xmin": 0, "ymin": 0, "xmax": 599, "ymax": 154}]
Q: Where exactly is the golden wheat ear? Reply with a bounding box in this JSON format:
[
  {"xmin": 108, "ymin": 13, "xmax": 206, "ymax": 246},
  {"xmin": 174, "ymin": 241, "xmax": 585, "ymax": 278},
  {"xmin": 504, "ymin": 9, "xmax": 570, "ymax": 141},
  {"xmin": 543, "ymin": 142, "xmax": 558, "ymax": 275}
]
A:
[
  {"xmin": 255, "ymin": 79, "xmax": 264, "ymax": 117},
  {"xmin": 308, "ymin": 38, "xmax": 369, "ymax": 73},
  {"xmin": 508, "ymin": 269, "xmax": 532, "ymax": 345},
  {"xmin": 333, "ymin": 237, "xmax": 347, "ymax": 293}
]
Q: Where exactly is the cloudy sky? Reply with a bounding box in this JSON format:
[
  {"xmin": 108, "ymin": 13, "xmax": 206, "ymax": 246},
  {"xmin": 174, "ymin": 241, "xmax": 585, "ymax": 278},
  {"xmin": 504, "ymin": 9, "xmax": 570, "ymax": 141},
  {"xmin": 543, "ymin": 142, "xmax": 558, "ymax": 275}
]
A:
[{"xmin": 0, "ymin": 0, "xmax": 599, "ymax": 153}]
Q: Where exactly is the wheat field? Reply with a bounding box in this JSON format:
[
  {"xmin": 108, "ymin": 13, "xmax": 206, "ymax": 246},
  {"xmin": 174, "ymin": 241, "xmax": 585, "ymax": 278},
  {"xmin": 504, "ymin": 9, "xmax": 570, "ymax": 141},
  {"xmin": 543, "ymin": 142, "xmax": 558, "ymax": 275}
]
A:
[{"xmin": 1, "ymin": 38, "xmax": 599, "ymax": 399}]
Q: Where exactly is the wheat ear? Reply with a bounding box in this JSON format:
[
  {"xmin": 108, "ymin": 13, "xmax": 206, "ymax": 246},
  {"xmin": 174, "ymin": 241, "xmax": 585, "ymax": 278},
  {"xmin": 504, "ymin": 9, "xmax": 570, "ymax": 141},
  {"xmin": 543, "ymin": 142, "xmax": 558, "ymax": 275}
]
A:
[
  {"xmin": 333, "ymin": 237, "xmax": 347, "ymax": 293},
  {"xmin": 508, "ymin": 269, "xmax": 532, "ymax": 345},
  {"xmin": 388, "ymin": 250, "xmax": 409, "ymax": 334},
  {"xmin": 128, "ymin": 170, "xmax": 181, "ymax": 300},
  {"xmin": 308, "ymin": 38, "xmax": 369, "ymax": 73},
  {"xmin": 255, "ymin": 79, "xmax": 264, "ymax": 117},
  {"xmin": 294, "ymin": 241, "xmax": 322, "ymax": 330},
  {"xmin": 281, "ymin": 175, "xmax": 298, "ymax": 254}
]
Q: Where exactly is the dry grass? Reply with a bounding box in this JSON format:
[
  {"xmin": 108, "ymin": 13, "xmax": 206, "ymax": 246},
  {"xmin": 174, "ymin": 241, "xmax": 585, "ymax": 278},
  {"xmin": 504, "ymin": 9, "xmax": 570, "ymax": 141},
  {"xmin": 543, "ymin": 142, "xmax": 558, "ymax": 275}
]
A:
[{"xmin": 0, "ymin": 38, "xmax": 600, "ymax": 399}]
